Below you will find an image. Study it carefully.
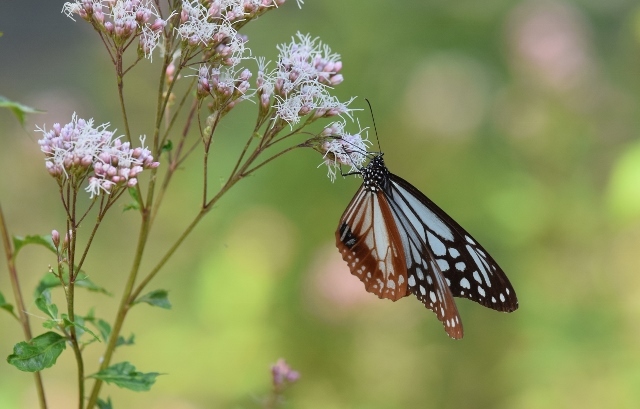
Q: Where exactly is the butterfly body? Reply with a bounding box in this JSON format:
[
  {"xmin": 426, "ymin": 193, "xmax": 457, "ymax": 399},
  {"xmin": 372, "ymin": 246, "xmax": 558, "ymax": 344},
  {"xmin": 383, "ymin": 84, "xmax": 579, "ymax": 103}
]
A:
[{"xmin": 336, "ymin": 154, "xmax": 518, "ymax": 339}]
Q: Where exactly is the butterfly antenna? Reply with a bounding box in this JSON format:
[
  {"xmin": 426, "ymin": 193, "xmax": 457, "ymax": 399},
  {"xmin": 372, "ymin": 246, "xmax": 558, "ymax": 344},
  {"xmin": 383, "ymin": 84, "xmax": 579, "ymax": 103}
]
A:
[{"xmin": 365, "ymin": 98, "xmax": 382, "ymax": 152}]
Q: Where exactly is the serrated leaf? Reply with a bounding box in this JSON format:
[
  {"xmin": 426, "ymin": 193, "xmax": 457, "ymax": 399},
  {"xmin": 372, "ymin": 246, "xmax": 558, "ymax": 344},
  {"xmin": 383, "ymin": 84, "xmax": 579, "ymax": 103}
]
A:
[
  {"xmin": 62, "ymin": 316, "xmax": 100, "ymax": 342},
  {"xmin": 116, "ymin": 334, "xmax": 135, "ymax": 347},
  {"xmin": 34, "ymin": 269, "xmax": 111, "ymax": 298},
  {"xmin": 42, "ymin": 319, "xmax": 59, "ymax": 329},
  {"xmin": 7, "ymin": 331, "xmax": 66, "ymax": 372},
  {"xmin": 93, "ymin": 319, "xmax": 112, "ymax": 342},
  {"xmin": 35, "ymin": 290, "xmax": 58, "ymax": 319},
  {"xmin": 123, "ymin": 188, "xmax": 141, "ymax": 212},
  {"xmin": 75, "ymin": 272, "xmax": 111, "ymax": 295},
  {"xmin": 0, "ymin": 96, "xmax": 44, "ymax": 126},
  {"xmin": 97, "ymin": 397, "xmax": 113, "ymax": 409},
  {"xmin": 13, "ymin": 234, "xmax": 56, "ymax": 258},
  {"xmin": 89, "ymin": 362, "xmax": 160, "ymax": 391},
  {"xmin": 0, "ymin": 291, "xmax": 17, "ymax": 319},
  {"xmin": 134, "ymin": 289, "xmax": 171, "ymax": 309}
]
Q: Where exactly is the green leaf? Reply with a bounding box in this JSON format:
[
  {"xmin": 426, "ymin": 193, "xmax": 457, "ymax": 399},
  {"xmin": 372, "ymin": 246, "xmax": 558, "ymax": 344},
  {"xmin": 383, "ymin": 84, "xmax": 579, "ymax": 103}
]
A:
[
  {"xmin": 123, "ymin": 187, "xmax": 141, "ymax": 212},
  {"xmin": 116, "ymin": 334, "xmax": 135, "ymax": 347},
  {"xmin": 42, "ymin": 319, "xmax": 59, "ymax": 329},
  {"xmin": 0, "ymin": 96, "xmax": 44, "ymax": 126},
  {"xmin": 89, "ymin": 362, "xmax": 160, "ymax": 392},
  {"xmin": 93, "ymin": 319, "xmax": 112, "ymax": 342},
  {"xmin": 7, "ymin": 331, "xmax": 66, "ymax": 372},
  {"xmin": 35, "ymin": 290, "xmax": 58, "ymax": 320},
  {"xmin": 161, "ymin": 140, "xmax": 173, "ymax": 154},
  {"xmin": 34, "ymin": 270, "xmax": 111, "ymax": 298},
  {"xmin": 0, "ymin": 291, "xmax": 17, "ymax": 319},
  {"xmin": 13, "ymin": 234, "xmax": 56, "ymax": 258},
  {"xmin": 134, "ymin": 289, "xmax": 171, "ymax": 309},
  {"xmin": 97, "ymin": 397, "xmax": 113, "ymax": 409},
  {"xmin": 62, "ymin": 315, "xmax": 100, "ymax": 342},
  {"xmin": 75, "ymin": 272, "xmax": 111, "ymax": 295}
]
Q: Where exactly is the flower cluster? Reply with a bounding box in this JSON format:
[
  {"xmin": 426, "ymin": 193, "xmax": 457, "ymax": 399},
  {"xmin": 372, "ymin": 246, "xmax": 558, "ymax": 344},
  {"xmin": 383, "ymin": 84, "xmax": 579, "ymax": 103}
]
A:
[
  {"xmin": 62, "ymin": 0, "xmax": 167, "ymax": 60},
  {"xmin": 271, "ymin": 358, "xmax": 300, "ymax": 390},
  {"xmin": 36, "ymin": 114, "xmax": 159, "ymax": 198},
  {"xmin": 319, "ymin": 120, "xmax": 370, "ymax": 181},
  {"xmin": 195, "ymin": 64, "xmax": 253, "ymax": 111},
  {"xmin": 176, "ymin": 0, "xmax": 263, "ymax": 67},
  {"xmin": 258, "ymin": 33, "xmax": 355, "ymax": 125}
]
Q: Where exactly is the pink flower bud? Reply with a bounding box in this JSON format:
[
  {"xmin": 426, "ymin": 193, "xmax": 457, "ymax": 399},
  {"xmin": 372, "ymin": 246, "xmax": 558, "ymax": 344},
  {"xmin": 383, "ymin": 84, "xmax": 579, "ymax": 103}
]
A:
[
  {"xmin": 261, "ymin": 93, "xmax": 271, "ymax": 108},
  {"xmin": 330, "ymin": 74, "xmax": 343, "ymax": 86},
  {"xmin": 323, "ymin": 61, "xmax": 335, "ymax": 73},
  {"xmin": 240, "ymin": 69, "xmax": 252, "ymax": 81},
  {"xmin": 52, "ymin": 230, "xmax": 60, "ymax": 248},
  {"xmin": 151, "ymin": 18, "xmax": 165, "ymax": 32},
  {"xmin": 127, "ymin": 178, "xmax": 138, "ymax": 187}
]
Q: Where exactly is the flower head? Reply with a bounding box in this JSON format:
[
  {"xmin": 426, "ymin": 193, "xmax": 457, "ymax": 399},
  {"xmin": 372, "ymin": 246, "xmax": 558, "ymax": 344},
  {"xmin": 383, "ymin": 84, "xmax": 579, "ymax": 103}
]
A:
[
  {"xmin": 62, "ymin": 0, "xmax": 166, "ymax": 61},
  {"xmin": 36, "ymin": 114, "xmax": 159, "ymax": 198},
  {"xmin": 319, "ymin": 119, "xmax": 370, "ymax": 181},
  {"xmin": 271, "ymin": 358, "xmax": 300, "ymax": 390},
  {"xmin": 260, "ymin": 33, "xmax": 354, "ymax": 126}
]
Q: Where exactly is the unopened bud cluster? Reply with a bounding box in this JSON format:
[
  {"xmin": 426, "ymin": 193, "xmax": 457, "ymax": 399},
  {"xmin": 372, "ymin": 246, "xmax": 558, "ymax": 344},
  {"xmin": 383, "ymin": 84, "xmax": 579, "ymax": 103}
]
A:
[
  {"xmin": 62, "ymin": 0, "xmax": 166, "ymax": 59},
  {"xmin": 196, "ymin": 65, "xmax": 252, "ymax": 112},
  {"xmin": 271, "ymin": 358, "xmax": 300, "ymax": 391},
  {"xmin": 36, "ymin": 114, "xmax": 159, "ymax": 198}
]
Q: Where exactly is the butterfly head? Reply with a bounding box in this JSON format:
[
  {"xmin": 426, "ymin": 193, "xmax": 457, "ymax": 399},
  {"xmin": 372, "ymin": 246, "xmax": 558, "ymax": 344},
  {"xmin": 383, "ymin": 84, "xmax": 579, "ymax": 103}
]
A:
[{"xmin": 362, "ymin": 153, "xmax": 390, "ymax": 193}]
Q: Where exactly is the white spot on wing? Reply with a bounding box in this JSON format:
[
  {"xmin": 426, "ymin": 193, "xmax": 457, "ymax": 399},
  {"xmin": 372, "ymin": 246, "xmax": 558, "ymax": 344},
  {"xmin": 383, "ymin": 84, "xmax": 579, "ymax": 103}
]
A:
[
  {"xmin": 408, "ymin": 275, "xmax": 416, "ymax": 287},
  {"xmin": 455, "ymin": 262, "xmax": 466, "ymax": 271},
  {"xmin": 473, "ymin": 271, "xmax": 482, "ymax": 284},
  {"xmin": 427, "ymin": 232, "xmax": 447, "ymax": 256},
  {"xmin": 449, "ymin": 248, "xmax": 460, "ymax": 258},
  {"xmin": 500, "ymin": 293, "xmax": 505, "ymax": 302},
  {"xmin": 436, "ymin": 259, "xmax": 449, "ymax": 271},
  {"xmin": 460, "ymin": 278, "xmax": 470, "ymax": 289},
  {"xmin": 420, "ymin": 286, "xmax": 426, "ymax": 295},
  {"xmin": 478, "ymin": 286, "xmax": 485, "ymax": 297},
  {"xmin": 429, "ymin": 291, "xmax": 436, "ymax": 303}
]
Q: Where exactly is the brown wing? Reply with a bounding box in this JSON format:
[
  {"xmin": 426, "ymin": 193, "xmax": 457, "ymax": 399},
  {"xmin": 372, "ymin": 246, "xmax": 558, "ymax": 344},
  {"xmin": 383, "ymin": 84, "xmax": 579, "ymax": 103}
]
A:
[{"xmin": 336, "ymin": 186, "xmax": 409, "ymax": 301}]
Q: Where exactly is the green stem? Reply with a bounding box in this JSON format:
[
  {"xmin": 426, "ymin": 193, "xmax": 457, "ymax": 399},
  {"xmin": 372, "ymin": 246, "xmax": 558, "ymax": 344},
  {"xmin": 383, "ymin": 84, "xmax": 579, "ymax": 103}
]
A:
[
  {"xmin": 85, "ymin": 208, "xmax": 152, "ymax": 409},
  {"xmin": 0, "ymin": 205, "xmax": 48, "ymax": 409}
]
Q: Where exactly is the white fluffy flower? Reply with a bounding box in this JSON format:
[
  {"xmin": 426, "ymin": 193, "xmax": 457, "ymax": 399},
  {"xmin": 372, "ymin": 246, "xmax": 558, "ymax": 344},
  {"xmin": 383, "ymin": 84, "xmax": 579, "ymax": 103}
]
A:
[{"xmin": 320, "ymin": 120, "xmax": 370, "ymax": 182}]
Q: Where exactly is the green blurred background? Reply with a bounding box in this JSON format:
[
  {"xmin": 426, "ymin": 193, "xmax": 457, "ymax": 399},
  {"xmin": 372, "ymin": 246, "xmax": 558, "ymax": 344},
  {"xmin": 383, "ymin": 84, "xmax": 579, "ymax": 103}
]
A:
[{"xmin": 2, "ymin": 0, "xmax": 640, "ymax": 408}]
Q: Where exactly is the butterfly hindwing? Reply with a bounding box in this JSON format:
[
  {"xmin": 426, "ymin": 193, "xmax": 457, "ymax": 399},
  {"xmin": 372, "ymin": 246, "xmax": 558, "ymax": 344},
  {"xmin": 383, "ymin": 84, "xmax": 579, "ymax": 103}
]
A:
[
  {"xmin": 387, "ymin": 174, "xmax": 518, "ymax": 312},
  {"xmin": 336, "ymin": 186, "xmax": 409, "ymax": 301}
]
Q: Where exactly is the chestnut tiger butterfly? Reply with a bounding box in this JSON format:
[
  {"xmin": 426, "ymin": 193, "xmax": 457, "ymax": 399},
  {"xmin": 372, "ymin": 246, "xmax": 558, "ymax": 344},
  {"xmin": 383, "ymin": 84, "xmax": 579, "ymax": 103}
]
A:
[{"xmin": 335, "ymin": 135, "xmax": 518, "ymax": 339}]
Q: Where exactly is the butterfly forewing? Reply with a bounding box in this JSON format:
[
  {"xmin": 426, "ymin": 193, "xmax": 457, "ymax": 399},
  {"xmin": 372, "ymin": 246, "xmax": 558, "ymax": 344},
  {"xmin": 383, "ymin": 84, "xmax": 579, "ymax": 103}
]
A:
[
  {"xmin": 388, "ymin": 174, "xmax": 518, "ymax": 312},
  {"xmin": 336, "ymin": 186, "xmax": 409, "ymax": 301}
]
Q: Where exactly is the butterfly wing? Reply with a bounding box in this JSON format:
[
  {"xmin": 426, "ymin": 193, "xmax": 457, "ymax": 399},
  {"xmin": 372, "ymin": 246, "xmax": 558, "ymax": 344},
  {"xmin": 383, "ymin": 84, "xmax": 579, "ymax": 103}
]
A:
[
  {"xmin": 382, "ymin": 184, "xmax": 464, "ymax": 339},
  {"xmin": 336, "ymin": 186, "xmax": 410, "ymax": 301},
  {"xmin": 387, "ymin": 174, "xmax": 519, "ymax": 313}
]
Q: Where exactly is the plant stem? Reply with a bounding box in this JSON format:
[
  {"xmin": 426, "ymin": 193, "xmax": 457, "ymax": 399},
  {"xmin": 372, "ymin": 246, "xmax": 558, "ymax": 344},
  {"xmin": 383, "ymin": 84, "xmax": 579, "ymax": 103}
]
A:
[
  {"xmin": 85, "ymin": 207, "xmax": 152, "ymax": 409},
  {"xmin": 0, "ymin": 205, "xmax": 48, "ymax": 409}
]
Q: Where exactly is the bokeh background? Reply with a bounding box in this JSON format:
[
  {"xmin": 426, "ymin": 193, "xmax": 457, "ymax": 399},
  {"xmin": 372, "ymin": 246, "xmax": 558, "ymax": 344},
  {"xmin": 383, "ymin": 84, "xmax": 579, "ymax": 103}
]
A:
[{"xmin": 2, "ymin": 0, "xmax": 640, "ymax": 408}]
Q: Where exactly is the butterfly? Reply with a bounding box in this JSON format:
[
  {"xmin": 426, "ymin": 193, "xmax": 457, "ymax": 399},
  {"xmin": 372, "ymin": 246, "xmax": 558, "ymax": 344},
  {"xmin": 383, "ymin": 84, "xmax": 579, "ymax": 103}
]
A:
[{"xmin": 336, "ymin": 153, "xmax": 518, "ymax": 339}]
